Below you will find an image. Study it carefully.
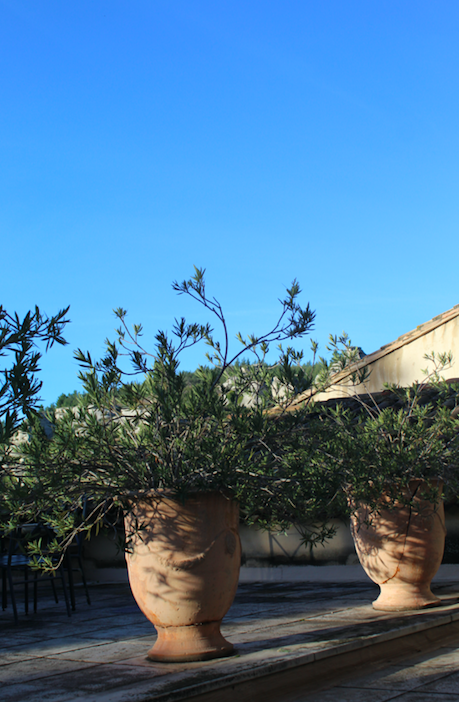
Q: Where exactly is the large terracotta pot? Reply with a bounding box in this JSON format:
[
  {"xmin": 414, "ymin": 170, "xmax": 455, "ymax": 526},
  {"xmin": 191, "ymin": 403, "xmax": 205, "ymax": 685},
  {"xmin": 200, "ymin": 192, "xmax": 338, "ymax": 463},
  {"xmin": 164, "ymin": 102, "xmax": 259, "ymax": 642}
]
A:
[
  {"xmin": 350, "ymin": 481, "xmax": 446, "ymax": 611},
  {"xmin": 124, "ymin": 492, "xmax": 241, "ymax": 662}
]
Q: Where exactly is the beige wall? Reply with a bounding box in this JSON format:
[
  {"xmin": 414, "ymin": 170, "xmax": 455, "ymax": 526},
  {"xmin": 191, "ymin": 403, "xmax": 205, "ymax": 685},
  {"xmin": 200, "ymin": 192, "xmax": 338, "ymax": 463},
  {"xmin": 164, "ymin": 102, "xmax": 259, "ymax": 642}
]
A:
[
  {"xmin": 313, "ymin": 315, "xmax": 459, "ymax": 401},
  {"xmin": 81, "ymin": 509, "xmax": 459, "ymax": 578},
  {"xmin": 83, "ymin": 520, "xmax": 357, "ymax": 570},
  {"xmin": 239, "ymin": 521, "xmax": 356, "ymax": 565}
]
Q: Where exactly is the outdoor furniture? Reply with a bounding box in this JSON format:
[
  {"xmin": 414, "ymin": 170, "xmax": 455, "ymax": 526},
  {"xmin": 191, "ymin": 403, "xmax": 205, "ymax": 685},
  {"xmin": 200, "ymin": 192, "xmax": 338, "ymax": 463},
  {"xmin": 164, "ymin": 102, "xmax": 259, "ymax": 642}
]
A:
[
  {"xmin": 63, "ymin": 497, "xmax": 91, "ymax": 610},
  {"xmin": 0, "ymin": 524, "xmax": 71, "ymax": 624},
  {"xmin": 64, "ymin": 529, "xmax": 91, "ymax": 610}
]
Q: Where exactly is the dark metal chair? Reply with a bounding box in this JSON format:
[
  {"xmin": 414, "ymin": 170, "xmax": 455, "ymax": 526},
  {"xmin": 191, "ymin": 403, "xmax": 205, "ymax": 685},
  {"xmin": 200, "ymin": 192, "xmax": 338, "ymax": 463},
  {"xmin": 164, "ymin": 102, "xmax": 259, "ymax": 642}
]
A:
[
  {"xmin": 63, "ymin": 497, "xmax": 91, "ymax": 610},
  {"xmin": 0, "ymin": 525, "xmax": 71, "ymax": 623},
  {"xmin": 64, "ymin": 529, "xmax": 91, "ymax": 610}
]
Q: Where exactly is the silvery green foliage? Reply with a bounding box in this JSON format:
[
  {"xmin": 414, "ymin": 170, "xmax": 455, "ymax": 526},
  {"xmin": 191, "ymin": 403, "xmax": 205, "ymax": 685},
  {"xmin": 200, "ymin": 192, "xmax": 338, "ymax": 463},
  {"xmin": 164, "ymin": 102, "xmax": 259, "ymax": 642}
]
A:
[
  {"xmin": 6, "ymin": 270, "xmax": 337, "ymax": 569},
  {"xmin": 304, "ymin": 351, "xmax": 459, "ymax": 522},
  {"xmin": 0, "ymin": 305, "xmax": 69, "ymax": 443}
]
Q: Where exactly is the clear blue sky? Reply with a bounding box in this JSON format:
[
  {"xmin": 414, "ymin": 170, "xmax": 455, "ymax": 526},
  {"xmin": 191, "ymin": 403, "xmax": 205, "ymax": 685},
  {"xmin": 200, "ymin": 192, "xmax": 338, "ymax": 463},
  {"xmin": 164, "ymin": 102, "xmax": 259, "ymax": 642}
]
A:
[{"xmin": 2, "ymin": 1, "xmax": 458, "ymax": 406}]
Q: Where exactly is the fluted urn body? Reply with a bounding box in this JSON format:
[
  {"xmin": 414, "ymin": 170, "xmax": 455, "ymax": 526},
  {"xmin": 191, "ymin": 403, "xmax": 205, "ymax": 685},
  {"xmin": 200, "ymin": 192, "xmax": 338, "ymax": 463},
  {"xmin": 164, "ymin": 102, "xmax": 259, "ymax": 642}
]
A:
[
  {"xmin": 351, "ymin": 481, "xmax": 446, "ymax": 611},
  {"xmin": 124, "ymin": 492, "xmax": 241, "ymax": 661}
]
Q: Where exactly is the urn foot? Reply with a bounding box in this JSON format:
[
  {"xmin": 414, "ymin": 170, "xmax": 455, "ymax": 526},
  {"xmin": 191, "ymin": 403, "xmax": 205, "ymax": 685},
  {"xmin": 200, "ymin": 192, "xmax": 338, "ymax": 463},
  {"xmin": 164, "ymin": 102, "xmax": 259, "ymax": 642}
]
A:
[
  {"xmin": 372, "ymin": 582, "xmax": 442, "ymax": 611},
  {"xmin": 148, "ymin": 621, "xmax": 235, "ymax": 662}
]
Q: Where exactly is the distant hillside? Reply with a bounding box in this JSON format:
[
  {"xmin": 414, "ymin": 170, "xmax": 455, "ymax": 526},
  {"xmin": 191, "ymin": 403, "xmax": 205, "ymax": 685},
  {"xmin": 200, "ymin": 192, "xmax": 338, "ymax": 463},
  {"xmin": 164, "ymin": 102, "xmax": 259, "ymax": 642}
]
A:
[{"xmin": 45, "ymin": 360, "xmax": 324, "ymax": 412}]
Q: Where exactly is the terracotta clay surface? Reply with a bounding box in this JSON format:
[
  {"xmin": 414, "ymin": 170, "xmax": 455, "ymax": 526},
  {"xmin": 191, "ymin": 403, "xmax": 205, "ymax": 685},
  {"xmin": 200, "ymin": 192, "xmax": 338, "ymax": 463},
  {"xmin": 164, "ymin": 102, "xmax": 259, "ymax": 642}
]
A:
[
  {"xmin": 124, "ymin": 492, "xmax": 241, "ymax": 661},
  {"xmin": 351, "ymin": 482, "xmax": 446, "ymax": 611}
]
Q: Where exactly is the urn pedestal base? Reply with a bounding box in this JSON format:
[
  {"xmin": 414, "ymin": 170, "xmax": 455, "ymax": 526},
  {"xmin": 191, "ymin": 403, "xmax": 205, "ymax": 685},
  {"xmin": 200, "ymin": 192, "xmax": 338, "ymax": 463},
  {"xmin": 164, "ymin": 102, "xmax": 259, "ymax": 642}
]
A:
[
  {"xmin": 372, "ymin": 582, "xmax": 442, "ymax": 612},
  {"xmin": 148, "ymin": 621, "xmax": 234, "ymax": 662}
]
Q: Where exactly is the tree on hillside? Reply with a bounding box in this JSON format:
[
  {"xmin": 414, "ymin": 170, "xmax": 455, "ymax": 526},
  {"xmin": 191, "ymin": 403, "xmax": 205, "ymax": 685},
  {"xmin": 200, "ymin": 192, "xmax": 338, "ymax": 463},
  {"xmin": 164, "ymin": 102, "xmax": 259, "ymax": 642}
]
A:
[{"xmin": 46, "ymin": 390, "xmax": 88, "ymax": 411}]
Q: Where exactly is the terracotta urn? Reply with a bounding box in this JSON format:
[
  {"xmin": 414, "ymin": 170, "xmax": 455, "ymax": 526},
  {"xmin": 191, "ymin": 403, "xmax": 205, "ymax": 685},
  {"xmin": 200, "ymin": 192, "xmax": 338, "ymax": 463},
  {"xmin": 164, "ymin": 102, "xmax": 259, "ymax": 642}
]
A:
[
  {"xmin": 350, "ymin": 481, "xmax": 446, "ymax": 611},
  {"xmin": 124, "ymin": 492, "xmax": 241, "ymax": 662}
]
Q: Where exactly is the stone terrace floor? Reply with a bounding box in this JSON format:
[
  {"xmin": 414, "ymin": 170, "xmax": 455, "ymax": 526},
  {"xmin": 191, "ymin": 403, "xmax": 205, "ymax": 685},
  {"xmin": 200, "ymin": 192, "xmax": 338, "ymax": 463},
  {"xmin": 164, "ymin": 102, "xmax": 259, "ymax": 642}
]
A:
[{"xmin": 2, "ymin": 570, "xmax": 459, "ymax": 701}]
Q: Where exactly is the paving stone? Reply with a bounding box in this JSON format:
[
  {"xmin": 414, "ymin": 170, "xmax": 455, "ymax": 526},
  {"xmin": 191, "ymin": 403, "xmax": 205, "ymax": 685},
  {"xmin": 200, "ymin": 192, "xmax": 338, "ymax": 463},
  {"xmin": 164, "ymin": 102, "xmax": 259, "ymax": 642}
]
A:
[
  {"xmin": 382, "ymin": 694, "xmax": 459, "ymax": 701},
  {"xmin": 0, "ymin": 652, "xmax": 38, "ymax": 667},
  {"xmin": 0, "ymin": 657, "xmax": 96, "ymax": 685},
  {"xmin": 8, "ymin": 636, "xmax": 127, "ymax": 657},
  {"xmin": 50, "ymin": 639, "xmax": 157, "ymax": 663},
  {"xmin": 297, "ymin": 686, "xmax": 402, "ymax": 701},
  {"xmin": 340, "ymin": 661, "xmax": 456, "ymax": 691},
  {"xmin": 2, "ymin": 581, "xmax": 459, "ymax": 701},
  {"xmin": 417, "ymin": 670, "xmax": 459, "ymax": 694},
  {"xmin": 1, "ymin": 682, "xmax": 80, "ymax": 702}
]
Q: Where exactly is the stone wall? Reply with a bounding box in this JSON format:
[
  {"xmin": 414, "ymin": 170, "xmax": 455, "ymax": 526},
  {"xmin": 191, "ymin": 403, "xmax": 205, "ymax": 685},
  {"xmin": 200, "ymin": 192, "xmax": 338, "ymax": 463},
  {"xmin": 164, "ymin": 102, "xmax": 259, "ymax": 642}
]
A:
[
  {"xmin": 80, "ymin": 506, "xmax": 459, "ymax": 581},
  {"xmin": 81, "ymin": 519, "xmax": 358, "ymax": 578}
]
